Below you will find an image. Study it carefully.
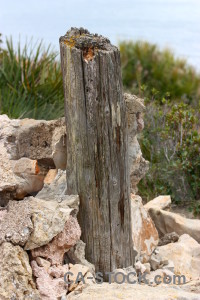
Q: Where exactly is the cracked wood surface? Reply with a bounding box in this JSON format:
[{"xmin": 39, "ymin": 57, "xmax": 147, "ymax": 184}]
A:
[{"xmin": 60, "ymin": 28, "xmax": 134, "ymax": 279}]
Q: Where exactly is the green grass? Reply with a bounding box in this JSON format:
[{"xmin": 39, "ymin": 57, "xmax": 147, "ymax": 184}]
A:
[{"xmin": 0, "ymin": 37, "xmax": 64, "ymax": 119}]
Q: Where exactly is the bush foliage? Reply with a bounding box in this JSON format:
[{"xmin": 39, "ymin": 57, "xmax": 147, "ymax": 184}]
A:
[
  {"xmin": 0, "ymin": 37, "xmax": 64, "ymax": 119},
  {"xmin": 120, "ymin": 40, "xmax": 200, "ymax": 106},
  {"xmin": 120, "ymin": 41, "xmax": 200, "ymax": 207}
]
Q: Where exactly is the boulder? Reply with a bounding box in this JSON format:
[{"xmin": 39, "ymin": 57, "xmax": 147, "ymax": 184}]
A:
[
  {"xmin": 31, "ymin": 216, "xmax": 81, "ymax": 265},
  {"xmin": 15, "ymin": 117, "xmax": 66, "ymax": 163},
  {"xmin": 31, "ymin": 260, "xmax": 68, "ymax": 300},
  {"xmin": 135, "ymin": 261, "xmax": 147, "ymax": 274},
  {"xmin": 143, "ymin": 263, "xmax": 151, "ymax": 274},
  {"xmin": 145, "ymin": 196, "xmax": 171, "ymax": 211},
  {"xmin": 0, "ymin": 156, "xmax": 45, "ymax": 201},
  {"xmin": 67, "ymin": 282, "xmax": 200, "ymax": 300},
  {"xmin": 52, "ymin": 130, "xmax": 67, "ymax": 170},
  {"xmin": 72, "ymin": 271, "xmax": 96, "ymax": 293},
  {"xmin": 66, "ymin": 240, "xmax": 95, "ymax": 274},
  {"xmin": 0, "ymin": 199, "xmax": 33, "ymax": 246},
  {"xmin": 148, "ymin": 207, "xmax": 200, "ymax": 243},
  {"xmin": 44, "ymin": 169, "xmax": 58, "ymax": 184},
  {"xmin": 0, "ymin": 114, "xmax": 66, "ymax": 202},
  {"xmin": 25, "ymin": 197, "xmax": 77, "ymax": 250},
  {"xmin": 36, "ymin": 257, "xmax": 51, "ymax": 271},
  {"xmin": 0, "ymin": 115, "xmax": 20, "ymax": 205},
  {"xmin": 164, "ymin": 260, "xmax": 175, "ymax": 273},
  {"xmin": 180, "ymin": 279, "xmax": 200, "ymax": 294},
  {"xmin": 149, "ymin": 253, "xmax": 162, "ymax": 271},
  {"xmin": 158, "ymin": 232, "xmax": 179, "ymax": 246},
  {"xmin": 145, "ymin": 269, "xmax": 175, "ymax": 286},
  {"xmin": 125, "ymin": 94, "xmax": 149, "ymax": 194},
  {"xmin": 158, "ymin": 234, "xmax": 200, "ymax": 281},
  {"xmin": 131, "ymin": 194, "xmax": 159, "ymax": 262},
  {"xmin": 0, "ymin": 242, "xmax": 40, "ymax": 300},
  {"xmin": 36, "ymin": 170, "xmax": 80, "ymax": 211},
  {"xmin": 11, "ymin": 157, "xmax": 45, "ymax": 199},
  {"xmin": 68, "ymin": 264, "xmax": 90, "ymax": 292}
]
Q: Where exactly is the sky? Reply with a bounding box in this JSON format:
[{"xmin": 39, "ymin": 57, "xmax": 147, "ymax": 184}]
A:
[{"xmin": 1, "ymin": 0, "xmax": 200, "ymax": 67}]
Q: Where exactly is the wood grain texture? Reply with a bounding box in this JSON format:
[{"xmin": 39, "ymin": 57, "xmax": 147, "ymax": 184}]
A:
[{"xmin": 60, "ymin": 28, "xmax": 134, "ymax": 279}]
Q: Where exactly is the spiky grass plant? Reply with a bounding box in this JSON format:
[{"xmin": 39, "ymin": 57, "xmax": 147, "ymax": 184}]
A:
[{"xmin": 0, "ymin": 38, "xmax": 64, "ymax": 119}]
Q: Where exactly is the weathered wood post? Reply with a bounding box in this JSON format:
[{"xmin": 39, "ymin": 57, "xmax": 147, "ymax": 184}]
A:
[{"xmin": 60, "ymin": 28, "xmax": 134, "ymax": 279}]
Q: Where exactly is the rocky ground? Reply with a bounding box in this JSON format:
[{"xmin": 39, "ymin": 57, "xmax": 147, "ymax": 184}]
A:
[{"xmin": 0, "ymin": 94, "xmax": 199, "ymax": 300}]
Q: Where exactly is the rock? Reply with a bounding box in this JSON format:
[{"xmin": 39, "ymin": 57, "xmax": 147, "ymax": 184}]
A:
[
  {"xmin": 131, "ymin": 194, "xmax": 159, "ymax": 262},
  {"xmin": 0, "ymin": 114, "xmax": 20, "ymax": 159},
  {"xmin": 146, "ymin": 269, "xmax": 175, "ymax": 286},
  {"xmin": 0, "ymin": 210, "xmax": 7, "ymax": 220},
  {"xmin": 16, "ymin": 117, "xmax": 66, "ymax": 162},
  {"xmin": 25, "ymin": 197, "xmax": 75, "ymax": 250},
  {"xmin": 125, "ymin": 93, "xmax": 149, "ymax": 194},
  {"xmin": 0, "ymin": 114, "xmax": 66, "ymax": 202},
  {"xmin": 48, "ymin": 264, "xmax": 69, "ymax": 278},
  {"xmin": 111, "ymin": 266, "xmax": 137, "ymax": 284},
  {"xmin": 145, "ymin": 196, "xmax": 171, "ymax": 211},
  {"xmin": 135, "ymin": 261, "xmax": 147, "ymax": 274},
  {"xmin": 0, "ymin": 156, "xmax": 45, "ymax": 201},
  {"xmin": 164, "ymin": 260, "xmax": 175, "ymax": 273},
  {"xmin": 68, "ymin": 264, "xmax": 90, "ymax": 292},
  {"xmin": 44, "ymin": 169, "xmax": 58, "ymax": 184},
  {"xmin": 36, "ymin": 170, "xmax": 80, "ymax": 211},
  {"xmin": 31, "ymin": 260, "xmax": 68, "ymax": 300},
  {"xmin": 143, "ymin": 263, "xmax": 151, "ymax": 274},
  {"xmin": 0, "ymin": 115, "xmax": 21, "ymax": 204},
  {"xmin": 149, "ymin": 251, "xmax": 171, "ymax": 271},
  {"xmin": 52, "ymin": 131, "xmax": 67, "ymax": 170},
  {"xmin": 69, "ymin": 271, "xmax": 96, "ymax": 294},
  {"xmin": 11, "ymin": 157, "xmax": 45, "ymax": 199},
  {"xmin": 125, "ymin": 93, "xmax": 146, "ymax": 114},
  {"xmin": 150, "ymin": 253, "xmax": 162, "ymax": 271},
  {"xmin": 67, "ymin": 282, "xmax": 200, "ymax": 300},
  {"xmin": 31, "ymin": 216, "xmax": 81, "ymax": 265},
  {"xmin": 37, "ymin": 169, "xmax": 66, "ymax": 199},
  {"xmin": 158, "ymin": 234, "xmax": 200, "ymax": 281},
  {"xmin": 36, "ymin": 257, "xmax": 51, "ymax": 271},
  {"xmin": 158, "ymin": 232, "xmax": 179, "ymax": 246},
  {"xmin": 0, "ymin": 199, "xmax": 33, "ymax": 246},
  {"xmin": 148, "ymin": 207, "xmax": 200, "ymax": 243},
  {"xmin": 0, "ymin": 242, "xmax": 40, "ymax": 300},
  {"xmin": 180, "ymin": 279, "xmax": 200, "ymax": 294},
  {"xmin": 78, "ymin": 271, "xmax": 96, "ymax": 287},
  {"xmin": 66, "ymin": 240, "xmax": 95, "ymax": 274}
]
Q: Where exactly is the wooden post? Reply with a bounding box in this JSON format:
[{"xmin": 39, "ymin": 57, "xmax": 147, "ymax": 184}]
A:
[{"xmin": 60, "ymin": 28, "xmax": 134, "ymax": 279}]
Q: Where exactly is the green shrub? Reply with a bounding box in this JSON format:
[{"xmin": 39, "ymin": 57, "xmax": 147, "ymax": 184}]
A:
[
  {"xmin": 138, "ymin": 98, "xmax": 200, "ymax": 203},
  {"xmin": 0, "ymin": 38, "xmax": 64, "ymax": 119},
  {"xmin": 120, "ymin": 41, "xmax": 200, "ymax": 106},
  {"xmin": 119, "ymin": 40, "xmax": 200, "ymax": 207}
]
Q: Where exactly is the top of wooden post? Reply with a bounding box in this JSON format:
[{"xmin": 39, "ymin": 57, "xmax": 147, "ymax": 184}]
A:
[{"xmin": 59, "ymin": 27, "xmax": 118, "ymax": 60}]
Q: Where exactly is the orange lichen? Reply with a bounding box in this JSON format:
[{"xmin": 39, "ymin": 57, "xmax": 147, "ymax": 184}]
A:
[
  {"xmin": 63, "ymin": 34, "xmax": 85, "ymax": 48},
  {"xmin": 64, "ymin": 36, "xmax": 76, "ymax": 48}
]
